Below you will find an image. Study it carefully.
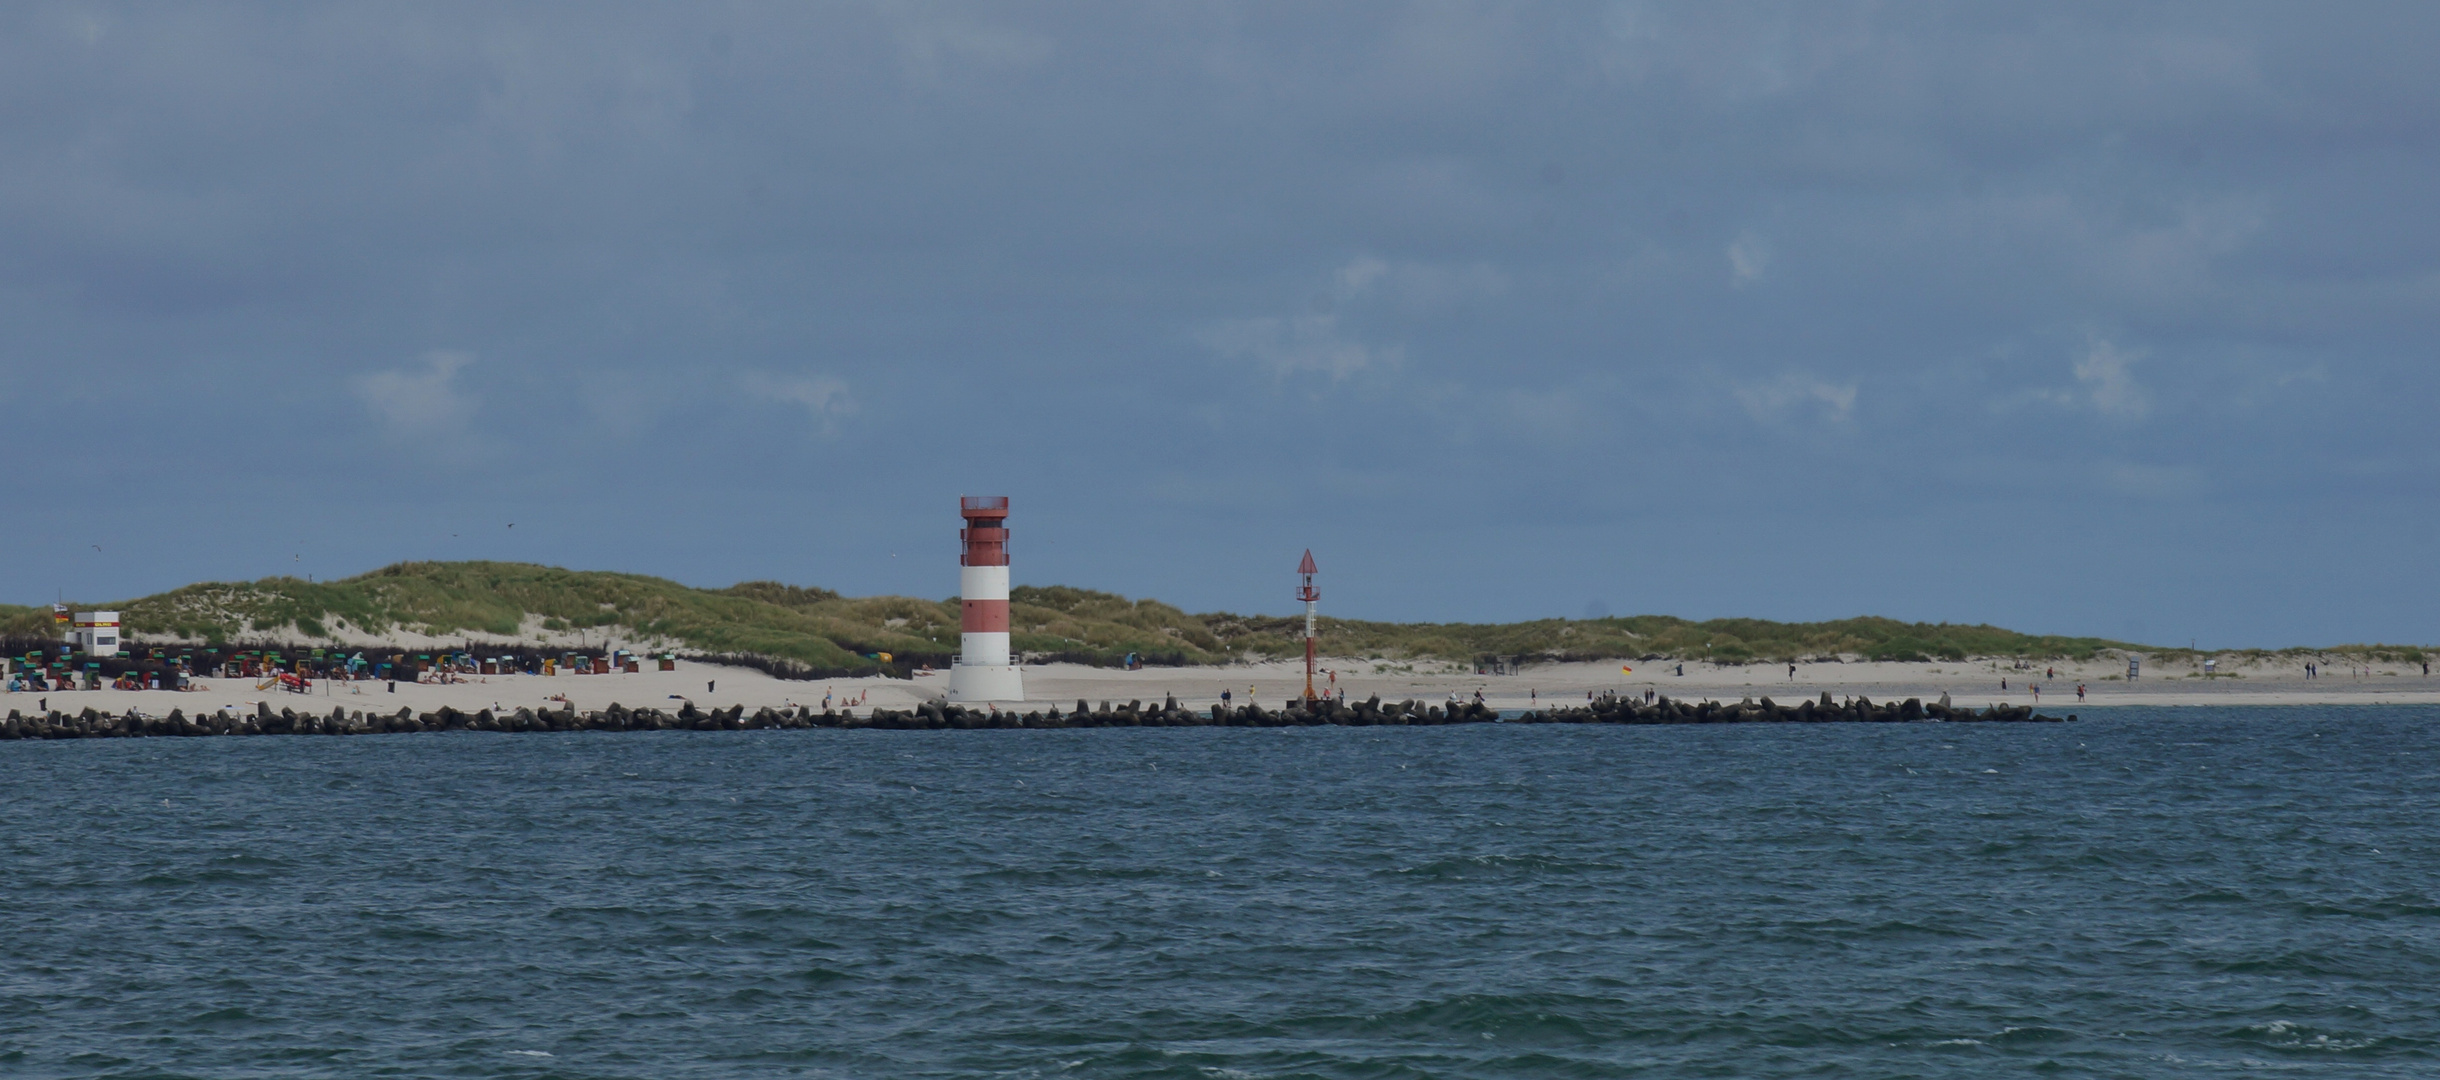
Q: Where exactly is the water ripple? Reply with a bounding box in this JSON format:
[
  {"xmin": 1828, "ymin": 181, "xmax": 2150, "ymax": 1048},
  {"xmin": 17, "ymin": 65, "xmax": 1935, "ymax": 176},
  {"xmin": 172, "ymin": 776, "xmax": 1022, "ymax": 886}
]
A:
[{"xmin": 6, "ymin": 708, "xmax": 2440, "ymax": 1076}]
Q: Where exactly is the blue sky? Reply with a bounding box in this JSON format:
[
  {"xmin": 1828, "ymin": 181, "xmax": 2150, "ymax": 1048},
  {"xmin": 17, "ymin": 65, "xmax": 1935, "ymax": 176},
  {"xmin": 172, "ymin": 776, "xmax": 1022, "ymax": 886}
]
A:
[{"xmin": 3, "ymin": 3, "xmax": 2435, "ymax": 648}]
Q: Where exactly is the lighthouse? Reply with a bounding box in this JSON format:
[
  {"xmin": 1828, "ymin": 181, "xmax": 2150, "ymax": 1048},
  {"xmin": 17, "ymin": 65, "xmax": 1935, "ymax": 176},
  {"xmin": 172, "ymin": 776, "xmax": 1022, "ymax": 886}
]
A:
[{"xmin": 947, "ymin": 495, "xmax": 1025, "ymax": 703}]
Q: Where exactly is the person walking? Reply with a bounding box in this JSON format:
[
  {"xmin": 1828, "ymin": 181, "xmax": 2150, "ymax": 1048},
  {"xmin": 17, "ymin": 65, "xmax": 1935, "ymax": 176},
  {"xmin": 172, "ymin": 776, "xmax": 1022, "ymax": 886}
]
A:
[
  {"xmin": 1788, "ymin": 663, "xmax": 1797, "ymax": 680},
  {"xmin": 2076, "ymin": 683, "xmax": 2086, "ymax": 701}
]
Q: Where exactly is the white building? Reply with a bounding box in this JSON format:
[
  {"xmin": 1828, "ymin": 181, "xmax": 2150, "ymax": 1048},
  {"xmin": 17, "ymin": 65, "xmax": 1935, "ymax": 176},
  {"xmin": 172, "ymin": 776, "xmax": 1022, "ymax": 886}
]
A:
[{"xmin": 70, "ymin": 611, "xmax": 121, "ymax": 657}]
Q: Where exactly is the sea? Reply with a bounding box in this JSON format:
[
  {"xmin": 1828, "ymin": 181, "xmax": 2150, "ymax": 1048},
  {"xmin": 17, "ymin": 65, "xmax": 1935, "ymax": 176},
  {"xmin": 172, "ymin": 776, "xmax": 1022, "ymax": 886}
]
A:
[{"xmin": 5, "ymin": 707, "xmax": 2438, "ymax": 1078}]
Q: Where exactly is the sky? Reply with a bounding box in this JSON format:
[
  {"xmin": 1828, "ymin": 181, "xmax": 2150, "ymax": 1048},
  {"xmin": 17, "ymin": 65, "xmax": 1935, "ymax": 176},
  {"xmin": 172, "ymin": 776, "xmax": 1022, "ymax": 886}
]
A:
[{"xmin": 2, "ymin": 3, "xmax": 2436, "ymax": 648}]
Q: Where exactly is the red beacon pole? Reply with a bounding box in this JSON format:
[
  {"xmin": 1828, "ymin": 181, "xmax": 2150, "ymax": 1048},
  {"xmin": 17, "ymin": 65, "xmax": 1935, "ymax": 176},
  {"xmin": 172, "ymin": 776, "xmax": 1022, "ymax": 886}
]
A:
[{"xmin": 1297, "ymin": 549, "xmax": 1319, "ymax": 703}]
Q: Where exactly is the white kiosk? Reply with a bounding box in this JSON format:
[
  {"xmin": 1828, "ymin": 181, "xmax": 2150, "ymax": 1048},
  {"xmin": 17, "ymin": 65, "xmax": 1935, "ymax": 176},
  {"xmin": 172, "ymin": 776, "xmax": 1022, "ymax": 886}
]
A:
[{"xmin": 70, "ymin": 612, "xmax": 122, "ymax": 657}]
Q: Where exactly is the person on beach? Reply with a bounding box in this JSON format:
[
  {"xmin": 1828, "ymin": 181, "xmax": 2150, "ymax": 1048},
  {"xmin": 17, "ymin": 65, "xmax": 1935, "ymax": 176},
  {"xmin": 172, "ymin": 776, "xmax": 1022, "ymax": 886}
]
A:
[
  {"xmin": 1221, "ymin": 688, "xmax": 1231, "ymax": 707},
  {"xmin": 1788, "ymin": 664, "xmax": 1796, "ymax": 680},
  {"xmin": 2076, "ymin": 683, "xmax": 2086, "ymax": 701},
  {"xmin": 2001, "ymin": 678, "xmax": 2007, "ymax": 691}
]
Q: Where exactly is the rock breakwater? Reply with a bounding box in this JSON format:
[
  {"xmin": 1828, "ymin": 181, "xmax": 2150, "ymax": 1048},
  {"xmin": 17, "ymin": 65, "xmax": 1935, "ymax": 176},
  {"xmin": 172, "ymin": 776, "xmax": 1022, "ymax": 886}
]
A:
[
  {"xmin": 1522, "ymin": 690, "xmax": 2068, "ymax": 724},
  {"xmin": 0, "ymin": 691, "xmax": 2064, "ymax": 739}
]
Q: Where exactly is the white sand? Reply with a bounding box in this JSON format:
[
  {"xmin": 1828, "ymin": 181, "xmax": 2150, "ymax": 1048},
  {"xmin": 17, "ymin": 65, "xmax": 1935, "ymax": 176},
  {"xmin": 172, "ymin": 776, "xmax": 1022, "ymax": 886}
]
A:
[
  {"xmin": 12, "ymin": 653, "xmax": 2434, "ymax": 719},
  {"xmin": 1012, "ymin": 655, "xmax": 2440, "ymax": 712}
]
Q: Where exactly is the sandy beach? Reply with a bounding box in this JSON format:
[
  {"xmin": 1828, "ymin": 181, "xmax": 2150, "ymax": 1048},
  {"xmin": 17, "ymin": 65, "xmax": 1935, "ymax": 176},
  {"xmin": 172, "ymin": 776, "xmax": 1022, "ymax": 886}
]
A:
[{"xmin": 8, "ymin": 652, "xmax": 2436, "ymax": 719}]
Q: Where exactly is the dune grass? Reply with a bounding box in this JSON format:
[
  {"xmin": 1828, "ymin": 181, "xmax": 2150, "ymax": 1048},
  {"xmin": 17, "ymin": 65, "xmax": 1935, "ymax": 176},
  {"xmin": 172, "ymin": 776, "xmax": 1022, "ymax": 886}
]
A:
[{"xmin": 4, "ymin": 561, "xmax": 2425, "ymax": 672}]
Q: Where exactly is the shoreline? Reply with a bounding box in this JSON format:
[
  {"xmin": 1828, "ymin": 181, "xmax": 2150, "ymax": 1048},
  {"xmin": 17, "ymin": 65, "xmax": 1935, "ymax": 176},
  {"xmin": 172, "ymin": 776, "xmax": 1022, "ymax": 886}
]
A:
[{"xmin": 3, "ymin": 657, "xmax": 2437, "ymax": 719}]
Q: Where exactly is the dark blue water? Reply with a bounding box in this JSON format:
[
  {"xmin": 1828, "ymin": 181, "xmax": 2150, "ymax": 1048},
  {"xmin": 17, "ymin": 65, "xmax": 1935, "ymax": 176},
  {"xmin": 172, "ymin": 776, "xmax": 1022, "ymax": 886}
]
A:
[{"xmin": 6, "ymin": 709, "xmax": 2440, "ymax": 1078}]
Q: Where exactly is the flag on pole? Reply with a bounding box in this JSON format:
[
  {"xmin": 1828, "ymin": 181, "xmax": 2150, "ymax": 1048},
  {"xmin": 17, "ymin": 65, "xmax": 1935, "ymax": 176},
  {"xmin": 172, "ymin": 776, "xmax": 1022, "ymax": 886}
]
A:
[{"xmin": 52, "ymin": 604, "xmax": 68, "ymax": 624}]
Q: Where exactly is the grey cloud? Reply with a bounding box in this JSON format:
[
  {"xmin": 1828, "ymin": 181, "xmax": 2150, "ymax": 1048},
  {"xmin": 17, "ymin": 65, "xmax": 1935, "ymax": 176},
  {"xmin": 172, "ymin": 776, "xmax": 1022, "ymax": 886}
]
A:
[
  {"xmin": 355, "ymin": 351, "xmax": 476, "ymax": 435},
  {"xmin": 2071, "ymin": 340, "xmax": 2151, "ymax": 421},
  {"xmin": 1726, "ymin": 232, "xmax": 1771, "ymax": 287},
  {"xmin": 739, "ymin": 371, "xmax": 855, "ymax": 435},
  {"xmin": 1734, "ymin": 372, "xmax": 1855, "ymax": 423},
  {"xmin": 1199, "ymin": 314, "xmax": 1400, "ymax": 383},
  {"xmin": 0, "ymin": 2, "xmax": 2436, "ymax": 646}
]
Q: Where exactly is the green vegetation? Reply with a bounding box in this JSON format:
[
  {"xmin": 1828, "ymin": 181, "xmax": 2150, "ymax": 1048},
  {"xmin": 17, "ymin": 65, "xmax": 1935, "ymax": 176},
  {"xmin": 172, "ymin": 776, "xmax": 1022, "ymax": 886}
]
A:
[{"xmin": 1, "ymin": 560, "xmax": 2426, "ymax": 673}]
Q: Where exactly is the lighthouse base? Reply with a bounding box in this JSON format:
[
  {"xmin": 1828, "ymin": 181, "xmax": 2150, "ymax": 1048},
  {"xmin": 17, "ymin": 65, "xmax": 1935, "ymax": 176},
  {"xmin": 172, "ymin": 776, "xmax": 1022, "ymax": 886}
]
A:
[{"xmin": 947, "ymin": 662, "xmax": 1025, "ymax": 703}]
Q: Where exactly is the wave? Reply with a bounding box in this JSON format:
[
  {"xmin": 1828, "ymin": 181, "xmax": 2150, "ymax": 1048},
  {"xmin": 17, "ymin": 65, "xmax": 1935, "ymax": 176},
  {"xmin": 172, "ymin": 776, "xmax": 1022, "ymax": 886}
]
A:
[
  {"xmin": 1388, "ymin": 854, "xmax": 1627, "ymax": 880},
  {"xmin": 2224, "ymin": 1019, "xmax": 2433, "ymax": 1057}
]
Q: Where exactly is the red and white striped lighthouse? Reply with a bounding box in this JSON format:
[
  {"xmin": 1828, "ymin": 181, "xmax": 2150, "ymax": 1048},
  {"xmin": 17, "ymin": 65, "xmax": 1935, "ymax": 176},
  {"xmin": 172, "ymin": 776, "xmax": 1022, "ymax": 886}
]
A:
[{"xmin": 947, "ymin": 495, "xmax": 1025, "ymax": 702}]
